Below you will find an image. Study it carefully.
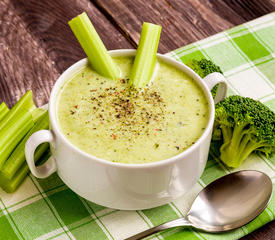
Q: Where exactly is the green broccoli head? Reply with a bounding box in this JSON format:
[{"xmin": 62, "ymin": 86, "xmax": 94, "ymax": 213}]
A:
[
  {"xmin": 213, "ymin": 95, "xmax": 275, "ymax": 168},
  {"xmin": 187, "ymin": 59, "xmax": 223, "ymax": 78},
  {"xmin": 186, "ymin": 59, "xmax": 223, "ymax": 97}
]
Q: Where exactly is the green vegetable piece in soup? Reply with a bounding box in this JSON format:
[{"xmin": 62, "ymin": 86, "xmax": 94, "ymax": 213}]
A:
[
  {"xmin": 69, "ymin": 12, "xmax": 120, "ymax": 80},
  {"xmin": 129, "ymin": 22, "xmax": 161, "ymax": 88}
]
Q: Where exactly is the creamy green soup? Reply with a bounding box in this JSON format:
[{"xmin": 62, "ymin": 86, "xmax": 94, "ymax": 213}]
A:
[{"xmin": 57, "ymin": 57, "xmax": 209, "ymax": 164}]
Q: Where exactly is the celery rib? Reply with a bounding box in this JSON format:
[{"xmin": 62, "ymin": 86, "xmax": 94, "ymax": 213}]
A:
[
  {"xmin": 0, "ymin": 102, "xmax": 9, "ymax": 122},
  {"xmin": 0, "ymin": 144, "xmax": 49, "ymax": 193},
  {"xmin": 1, "ymin": 111, "xmax": 49, "ymax": 180},
  {"xmin": 0, "ymin": 162, "xmax": 29, "ymax": 193},
  {"xmin": 0, "ymin": 90, "xmax": 35, "ymax": 132},
  {"xmin": 69, "ymin": 12, "xmax": 120, "ymax": 80},
  {"xmin": 0, "ymin": 91, "xmax": 49, "ymax": 192},
  {"xmin": 0, "ymin": 110, "xmax": 34, "ymax": 168},
  {"xmin": 129, "ymin": 22, "xmax": 161, "ymax": 88},
  {"xmin": 32, "ymin": 108, "xmax": 47, "ymax": 122},
  {"xmin": 1, "ymin": 149, "xmax": 51, "ymax": 193}
]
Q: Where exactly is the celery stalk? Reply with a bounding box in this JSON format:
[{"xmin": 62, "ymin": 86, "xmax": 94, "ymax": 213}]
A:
[
  {"xmin": 1, "ymin": 150, "xmax": 51, "ymax": 193},
  {"xmin": 0, "ymin": 90, "xmax": 35, "ymax": 131},
  {"xmin": 0, "ymin": 102, "xmax": 9, "ymax": 122},
  {"xmin": 69, "ymin": 12, "xmax": 120, "ymax": 80},
  {"xmin": 1, "ymin": 162, "xmax": 29, "ymax": 193},
  {"xmin": 32, "ymin": 108, "xmax": 47, "ymax": 122},
  {"xmin": 0, "ymin": 144, "xmax": 49, "ymax": 189},
  {"xmin": 129, "ymin": 22, "xmax": 161, "ymax": 88},
  {"xmin": 0, "ymin": 110, "xmax": 34, "ymax": 168},
  {"xmin": 1, "ymin": 111, "xmax": 49, "ymax": 180}
]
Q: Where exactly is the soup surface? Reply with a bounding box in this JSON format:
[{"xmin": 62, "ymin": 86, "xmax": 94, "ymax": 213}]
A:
[{"xmin": 57, "ymin": 56, "xmax": 209, "ymax": 164}]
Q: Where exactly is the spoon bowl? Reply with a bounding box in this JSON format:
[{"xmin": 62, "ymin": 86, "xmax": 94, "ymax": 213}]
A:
[
  {"xmin": 187, "ymin": 170, "xmax": 273, "ymax": 232},
  {"xmin": 126, "ymin": 170, "xmax": 273, "ymax": 240}
]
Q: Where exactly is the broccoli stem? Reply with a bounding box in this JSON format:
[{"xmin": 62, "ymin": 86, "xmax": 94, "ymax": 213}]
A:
[
  {"xmin": 243, "ymin": 141, "xmax": 270, "ymax": 158},
  {"xmin": 220, "ymin": 123, "xmax": 251, "ymax": 168},
  {"xmin": 256, "ymin": 146, "xmax": 273, "ymax": 158},
  {"xmin": 238, "ymin": 134, "xmax": 251, "ymax": 154},
  {"xmin": 220, "ymin": 126, "xmax": 232, "ymax": 146},
  {"xmin": 220, "ymin": 127, "xmax": 273, "ymax": 168}
]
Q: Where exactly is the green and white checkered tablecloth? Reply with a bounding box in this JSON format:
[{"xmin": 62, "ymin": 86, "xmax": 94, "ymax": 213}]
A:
[{"xmin": 1, "ymin": 12, "xmax": 275, "ymax": 240}]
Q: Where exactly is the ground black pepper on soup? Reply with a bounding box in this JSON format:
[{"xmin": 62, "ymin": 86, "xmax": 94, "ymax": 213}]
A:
[{"xmin": 57, "ymin": 56, "xmax": 209, "ymax": 164}]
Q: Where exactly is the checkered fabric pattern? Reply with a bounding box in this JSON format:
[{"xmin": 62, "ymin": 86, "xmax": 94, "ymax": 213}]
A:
[{"xmin": 1, "ymin": 12, "xmax": 275, "ymax": 240}]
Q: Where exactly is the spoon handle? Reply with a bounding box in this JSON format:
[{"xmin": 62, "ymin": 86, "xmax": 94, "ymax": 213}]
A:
[{"xmin": 124, "ymin": 217, "xmax": 191, "ymax": 240}]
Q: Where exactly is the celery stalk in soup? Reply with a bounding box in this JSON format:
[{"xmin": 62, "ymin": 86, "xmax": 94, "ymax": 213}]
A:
[
  {"xmin": 129, "ymin": 22, "xmax": 161, "ymax": 88},
  {"xmin": 68, "ymin": 12, "xmax": 120, "ymax": 80}
]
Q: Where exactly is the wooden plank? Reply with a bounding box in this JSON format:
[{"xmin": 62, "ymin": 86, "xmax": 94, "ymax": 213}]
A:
[
  {"xmin": 221, "ymin": 0, "xmax": 275, "ymax": 21},
  {"xmin": 0, "ymin": 0, "xmax": 59, "ymax": 106},
  {"xmin": 92, "ymin": 0, "xmax": 273, "ymax": 53},
  {"xmin": 0, "ymin": 0, "xmax": 132, "ymax": 106}
]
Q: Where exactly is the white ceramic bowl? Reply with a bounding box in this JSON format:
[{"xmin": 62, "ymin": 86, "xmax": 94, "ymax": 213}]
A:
[{"xmin": 25, "ymin": 49, "xmax": 227, "ymax": 210}]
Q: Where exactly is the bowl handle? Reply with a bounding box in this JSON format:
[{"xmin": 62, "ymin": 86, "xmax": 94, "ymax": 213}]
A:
[
  {"xmin": 25, "ymin": 130, "xmax": 57, "ymax": 178},
  {"xmin": 203, "ymin": 72, "xmax": 227, "ymax": 104}
]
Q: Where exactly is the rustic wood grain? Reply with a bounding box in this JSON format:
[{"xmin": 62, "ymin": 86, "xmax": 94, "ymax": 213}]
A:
[
  {"xmin": 222, "ymin": 0, "xmax": 275, "ymax": 21},
  {"xmin": 9, "ymin": 0, "xmax": 133, "ymax": 73},
  {"xmin": 92, "ymin": 0, "xmax": 231, "ymax": 53},
  {"xmin": 0, "ymin": 0, "xmax": 59, "ymax": 106},
  {"xmin": 0, "ymin": 0, "xmax": 131, "ymax": 106},
  {"xmin": 92, "ymin": 0, "xmax": 274, "ymax": 53}
]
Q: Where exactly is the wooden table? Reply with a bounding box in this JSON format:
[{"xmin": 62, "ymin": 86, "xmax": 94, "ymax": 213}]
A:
[{"xmin": 0, "ymin": 0, "xmax": 274, "ymax": 239}]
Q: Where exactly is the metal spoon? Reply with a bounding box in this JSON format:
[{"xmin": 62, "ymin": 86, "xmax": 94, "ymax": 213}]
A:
[{"xmin": 125, "ymin": 170, "xmax": 272, "ymax": 240}]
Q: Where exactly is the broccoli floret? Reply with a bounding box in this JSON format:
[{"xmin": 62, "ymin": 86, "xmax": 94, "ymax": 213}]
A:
[
  {"xmin": 187, "ymin": 59, "xmax": 223, "ymax": 97},
  {"xmin": 212, "ymin": 95, "xmax": 275, "ymax": 168},
  {"xmin": 187, "ymin": 59, "xmax": 223, "ymax": 78}
]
